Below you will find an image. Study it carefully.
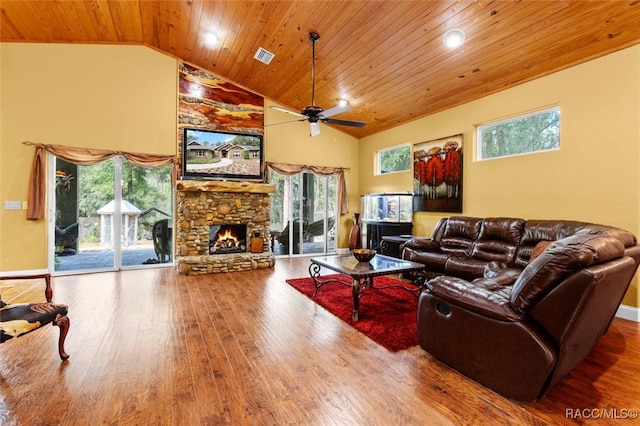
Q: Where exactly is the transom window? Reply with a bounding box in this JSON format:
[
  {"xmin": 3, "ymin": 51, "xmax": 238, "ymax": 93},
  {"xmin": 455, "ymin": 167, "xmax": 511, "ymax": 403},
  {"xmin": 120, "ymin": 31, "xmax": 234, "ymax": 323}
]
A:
[
  {"xmin": 376, "ymin": 144, "xmax": 410, "ymax": 175},
  {"xmin": 477, "ymin": 107, "xmax": 560, "ymax": 160}
]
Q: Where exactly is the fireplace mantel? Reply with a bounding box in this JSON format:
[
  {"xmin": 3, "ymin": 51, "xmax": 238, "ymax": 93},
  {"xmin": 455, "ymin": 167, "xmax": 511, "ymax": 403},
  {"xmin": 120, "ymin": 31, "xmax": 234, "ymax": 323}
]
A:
[
  {"xmin": 176, "ymin": 180, "xmax": 275, "ymax": 194},
  {"xmin": 175, "ymin": 180, "xmax": 275, "ymax": 275}
]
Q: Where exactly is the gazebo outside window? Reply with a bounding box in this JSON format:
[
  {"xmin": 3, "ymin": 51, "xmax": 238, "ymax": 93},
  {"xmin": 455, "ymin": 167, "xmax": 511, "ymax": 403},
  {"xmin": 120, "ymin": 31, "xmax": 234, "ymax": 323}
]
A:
[{"xmin": 96, "ymin": 199, "xmax": 142, "ymax": 247}]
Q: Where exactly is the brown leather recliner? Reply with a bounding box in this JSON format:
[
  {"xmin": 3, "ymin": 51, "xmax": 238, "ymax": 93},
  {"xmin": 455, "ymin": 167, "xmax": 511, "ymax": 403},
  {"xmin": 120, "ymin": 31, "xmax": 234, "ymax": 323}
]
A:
[{"xmin": 417, "ymin": 232, "xmax": 638, "ymax": 401}]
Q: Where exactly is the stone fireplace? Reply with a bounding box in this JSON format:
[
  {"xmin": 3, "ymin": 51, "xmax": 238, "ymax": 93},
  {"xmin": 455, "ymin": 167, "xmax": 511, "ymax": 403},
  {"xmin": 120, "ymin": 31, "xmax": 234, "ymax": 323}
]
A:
[{"xmin": 175, "ymin": 180, "xmax": 276, "ymax": 275}]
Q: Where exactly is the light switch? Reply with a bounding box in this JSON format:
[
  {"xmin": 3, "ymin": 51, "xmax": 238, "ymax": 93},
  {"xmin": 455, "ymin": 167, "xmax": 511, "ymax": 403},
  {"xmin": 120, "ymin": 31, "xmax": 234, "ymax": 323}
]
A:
[
  {"xmin": 5, "ymin": 201, "xmax": 21, "ymax": 210},
  {"xmin": 22, "ymin": 201, "xmax": 28, "ymax": 210}
]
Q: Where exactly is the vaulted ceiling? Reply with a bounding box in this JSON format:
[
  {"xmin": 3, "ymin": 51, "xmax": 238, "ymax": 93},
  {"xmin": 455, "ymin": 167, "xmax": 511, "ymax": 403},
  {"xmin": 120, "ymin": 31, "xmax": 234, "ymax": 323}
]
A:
[{"xmin": 2, "ymin": 1, "xmax": 640, "ymax": 138}]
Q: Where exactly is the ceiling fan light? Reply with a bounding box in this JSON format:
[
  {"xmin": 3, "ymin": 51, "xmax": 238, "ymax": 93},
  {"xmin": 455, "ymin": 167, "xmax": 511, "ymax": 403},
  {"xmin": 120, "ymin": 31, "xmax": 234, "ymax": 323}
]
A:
[
  {"xmin": 338, "ymin": 98, "xmax": 349, "ymax": 107},
  {"xmin": 443, "ymin": 29, "xmax": 465, "ymax": 48},
  {"xmin": 310, "ymin": 122, "xmax": 320, "ymax": 137}
]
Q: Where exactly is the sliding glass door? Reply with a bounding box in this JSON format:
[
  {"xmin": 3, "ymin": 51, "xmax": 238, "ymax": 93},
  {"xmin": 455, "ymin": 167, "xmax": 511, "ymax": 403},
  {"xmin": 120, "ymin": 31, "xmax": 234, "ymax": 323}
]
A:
[
  {"xmin": 52, "ymin": 156, "xmax": 173, "ymax": 273},
  {"xmin": 269, "ymin": 170, "xmax": 337, "ymax": 256}
]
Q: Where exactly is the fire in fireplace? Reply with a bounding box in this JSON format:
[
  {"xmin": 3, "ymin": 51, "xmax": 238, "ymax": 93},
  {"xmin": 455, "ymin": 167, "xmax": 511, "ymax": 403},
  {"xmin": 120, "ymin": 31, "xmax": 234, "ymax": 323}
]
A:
[{"xmin": 209, "ymin": 225, "xmax": 247, "ymax": 254}]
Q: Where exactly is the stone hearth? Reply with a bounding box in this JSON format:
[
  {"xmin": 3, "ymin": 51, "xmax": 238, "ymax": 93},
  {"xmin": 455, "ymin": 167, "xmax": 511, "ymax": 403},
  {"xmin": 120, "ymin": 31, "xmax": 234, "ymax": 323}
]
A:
[{"xmin": 175, "ymin": 180, "xmax": 276, "ymax": 275}]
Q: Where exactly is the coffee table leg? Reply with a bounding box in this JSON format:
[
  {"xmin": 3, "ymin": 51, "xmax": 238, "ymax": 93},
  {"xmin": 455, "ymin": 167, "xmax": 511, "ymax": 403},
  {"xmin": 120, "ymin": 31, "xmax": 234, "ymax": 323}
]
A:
[
  {"xmin": 352, "ymin": 277, "xmax": 360, "ymax": 321},
  {"xmin": 309, "ymin": 263, "xmax": 322, "ymax": 296}
]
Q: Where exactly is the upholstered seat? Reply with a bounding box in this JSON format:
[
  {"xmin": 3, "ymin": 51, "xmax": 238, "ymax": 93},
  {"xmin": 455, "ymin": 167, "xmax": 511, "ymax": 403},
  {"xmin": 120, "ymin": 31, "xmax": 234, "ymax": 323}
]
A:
[{"xmin": 0, "ymin": 274, "xmax": 70, "ymax": 361}]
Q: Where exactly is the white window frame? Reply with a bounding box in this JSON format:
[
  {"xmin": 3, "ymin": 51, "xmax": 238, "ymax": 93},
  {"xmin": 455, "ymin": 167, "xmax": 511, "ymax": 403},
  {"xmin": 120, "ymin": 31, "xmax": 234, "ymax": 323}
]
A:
[
  {"xmin": 375, "ymin": 143, "xmax": 411, "ymax": 175},
  {"xmin": 476, "ymin": 106, "xmax": 560, "ymax": 161}
]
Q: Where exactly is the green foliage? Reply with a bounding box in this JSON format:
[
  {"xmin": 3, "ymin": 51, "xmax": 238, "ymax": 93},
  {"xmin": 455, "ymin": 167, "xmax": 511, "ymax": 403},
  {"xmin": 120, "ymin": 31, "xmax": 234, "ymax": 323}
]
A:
[
  {"xmin": 231, "ymin": 135, "xmax": 261, "ymax": 146},
  {"xmin": 187, "ymin": 157, "xmax": 222, "ymax": 165},
  {"xmin": 78, "ymin": 159, "xmax": 172, "ymax": 218},
  {"xmin": 269, "ymin": 171, "xmax": 285, "ymax": 228},
  {"xmin": 379, "ymin": 145, "xmax": 410, "ymax": 174},
  {"xmin": 78, "ymin": 161, "xmax": 115, "ymax": 217},
  {"xmin": 480, "ymin": 108, "xmax": 560, "ymax": 159}
]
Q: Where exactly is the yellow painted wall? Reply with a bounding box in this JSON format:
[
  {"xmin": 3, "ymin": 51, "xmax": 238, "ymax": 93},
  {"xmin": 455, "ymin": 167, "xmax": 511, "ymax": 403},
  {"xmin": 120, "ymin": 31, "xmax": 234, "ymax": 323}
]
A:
[
  {"xmin": 358, "ymin": 45, "xmax": 640, "ymax": 308},
  {"xmin": 0, "ymin": 43, "xmax": 178, "ymax": 271},
  {"xmin": 0, "ymin": 43, "xmax": 359, "ymax": 271}
]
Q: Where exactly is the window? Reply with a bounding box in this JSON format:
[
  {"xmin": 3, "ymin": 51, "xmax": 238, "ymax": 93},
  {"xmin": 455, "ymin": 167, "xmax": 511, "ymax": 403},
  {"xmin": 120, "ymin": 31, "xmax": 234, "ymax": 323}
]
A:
[
  {"xmin": 376, "ymin": 144, "xmax": 410, "ymax": 175},
  {"xmin": 269, "ymin": 170, "xmax": 337, "ymax": 256},
  {"xmin": 477, "ymin": 107, "xmax": 560, "ymax": 160}
]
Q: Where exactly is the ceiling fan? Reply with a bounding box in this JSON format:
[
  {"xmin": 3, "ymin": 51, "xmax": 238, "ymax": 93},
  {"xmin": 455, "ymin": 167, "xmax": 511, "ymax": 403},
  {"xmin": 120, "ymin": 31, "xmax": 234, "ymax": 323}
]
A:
[{"xmin": 269, "ymin": 32, "xmax": 366, "ymax": 136}]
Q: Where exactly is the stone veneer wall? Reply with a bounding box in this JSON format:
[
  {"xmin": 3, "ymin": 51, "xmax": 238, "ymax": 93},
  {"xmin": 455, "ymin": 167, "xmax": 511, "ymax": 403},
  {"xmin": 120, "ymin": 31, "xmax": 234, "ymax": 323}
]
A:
[{"xmin": 175, "ymin": 180, "xmax": 276, "ymax": 275}]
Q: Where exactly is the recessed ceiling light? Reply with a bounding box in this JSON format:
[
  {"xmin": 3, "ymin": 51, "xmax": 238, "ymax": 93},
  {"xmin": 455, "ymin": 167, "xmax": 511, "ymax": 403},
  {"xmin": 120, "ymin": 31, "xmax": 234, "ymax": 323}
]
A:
[
  {"xmin": 204, "ymin": 32, "xmax": 218, "ymax": 47},
  {"xmin": 443, "ymin": 29, "xmax": 465, "ymax": 48}
]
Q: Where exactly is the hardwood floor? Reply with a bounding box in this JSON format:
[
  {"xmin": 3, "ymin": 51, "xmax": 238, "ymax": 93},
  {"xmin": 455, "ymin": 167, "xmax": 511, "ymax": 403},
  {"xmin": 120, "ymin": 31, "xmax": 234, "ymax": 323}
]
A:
[{"xmin": 1, "ymin": 258, "xmax": 638, "ymax": 425}]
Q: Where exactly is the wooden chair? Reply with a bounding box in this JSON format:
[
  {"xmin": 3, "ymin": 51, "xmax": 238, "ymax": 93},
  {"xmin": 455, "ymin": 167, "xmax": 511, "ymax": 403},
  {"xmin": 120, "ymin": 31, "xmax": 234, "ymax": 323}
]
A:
[{"xmin": 0, "ymin": 273, "xmax": 70, "ymax": 361}]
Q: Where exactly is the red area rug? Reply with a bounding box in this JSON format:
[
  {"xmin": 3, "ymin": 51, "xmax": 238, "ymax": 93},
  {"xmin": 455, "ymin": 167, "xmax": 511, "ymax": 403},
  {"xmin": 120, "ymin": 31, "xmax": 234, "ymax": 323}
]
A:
[{"xmin": 285, "ymin": 274, "xmax": 419, "ymax": 352}]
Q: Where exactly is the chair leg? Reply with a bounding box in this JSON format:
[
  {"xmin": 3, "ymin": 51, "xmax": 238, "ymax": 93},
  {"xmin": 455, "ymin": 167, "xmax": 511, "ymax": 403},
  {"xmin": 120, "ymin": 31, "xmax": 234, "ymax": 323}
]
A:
[{"xmin": 53, "ymin": 315, "xmax": 70, "ymax": 361}]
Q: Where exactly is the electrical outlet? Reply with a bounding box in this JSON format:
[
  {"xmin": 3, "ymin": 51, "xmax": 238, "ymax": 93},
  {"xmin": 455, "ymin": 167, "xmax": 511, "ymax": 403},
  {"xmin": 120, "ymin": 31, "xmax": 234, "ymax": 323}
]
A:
[{"xmin": 5, "ymin": 201, "xmax": 21, "ymax": 210}]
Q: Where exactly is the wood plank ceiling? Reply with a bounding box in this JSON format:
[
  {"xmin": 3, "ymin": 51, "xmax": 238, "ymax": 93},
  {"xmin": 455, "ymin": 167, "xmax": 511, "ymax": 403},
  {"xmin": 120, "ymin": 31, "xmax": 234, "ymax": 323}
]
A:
[{"xmin": 2, "ymin": 0, "xmax": 640, "ymax": 138}]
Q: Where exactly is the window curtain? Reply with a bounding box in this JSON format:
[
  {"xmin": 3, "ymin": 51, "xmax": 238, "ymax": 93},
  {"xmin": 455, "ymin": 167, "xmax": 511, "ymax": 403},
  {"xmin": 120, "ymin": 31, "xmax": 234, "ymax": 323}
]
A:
[
  {"xmin": 266, "ymin": 162, "xmax": 349, "ymax": 215},
  {"xmin": 23, "ymin": 142, "xmax": 179, "ymax": 220}
]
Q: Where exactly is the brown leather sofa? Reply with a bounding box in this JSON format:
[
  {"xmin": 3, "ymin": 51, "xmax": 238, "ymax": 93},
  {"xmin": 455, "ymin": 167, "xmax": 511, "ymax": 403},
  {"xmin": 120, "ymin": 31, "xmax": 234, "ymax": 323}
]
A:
[{"xmin": 402, "ymin": 216, "xmax": 640, "ymax": 401}]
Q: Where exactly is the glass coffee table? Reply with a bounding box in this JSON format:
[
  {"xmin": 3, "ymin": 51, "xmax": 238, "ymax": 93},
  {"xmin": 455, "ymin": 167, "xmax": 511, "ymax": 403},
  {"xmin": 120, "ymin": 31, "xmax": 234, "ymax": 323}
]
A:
[{"xmin": 309, "ymin": 254, "xmax": 426, "ymax": 321}]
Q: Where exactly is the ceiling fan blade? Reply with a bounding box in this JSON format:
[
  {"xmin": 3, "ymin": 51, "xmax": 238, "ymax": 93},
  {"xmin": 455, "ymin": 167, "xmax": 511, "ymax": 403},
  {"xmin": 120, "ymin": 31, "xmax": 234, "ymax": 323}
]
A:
[
  {"xmin": 309, "ymin": 122, "xmax": 320, "ymax": 136},
  {"xmin": 322, "ymin": 117, "xmax": 366, "ymax": 128},
  {"xmin": 318, "ymin": 103, "xmax": 352, "ymax": 119},
  {"xmin": 269, "ymin": 105, "xmax": 305, "ymax": 117}
]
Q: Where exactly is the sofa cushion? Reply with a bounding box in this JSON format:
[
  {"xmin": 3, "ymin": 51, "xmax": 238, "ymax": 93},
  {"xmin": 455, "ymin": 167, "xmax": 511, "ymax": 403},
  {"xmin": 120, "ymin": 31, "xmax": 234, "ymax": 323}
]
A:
[
  {"xmin": 444, "ymin": 255, "xmax": 488, "ymax": 281},
  {"xmin": 471, "ymin": 217, "xmax": 525, "ymax": 262},
  {"xmin": 576, "ymin": 225, "xmax": 637, "ymax": 247},
  {"xmin": 514, "ymin": 220, "xmax": 588, "ymax": 266},
  {"xmin": 439, "ymin": 216, "xmax": 483, "ymax": 255},
  {"xmin": 510, "ymin": 235, "xmax": 624, "ymax": 313},
  {"xmin": 427, "ymin": 275, "xmax": 523, "ymax": 321}
]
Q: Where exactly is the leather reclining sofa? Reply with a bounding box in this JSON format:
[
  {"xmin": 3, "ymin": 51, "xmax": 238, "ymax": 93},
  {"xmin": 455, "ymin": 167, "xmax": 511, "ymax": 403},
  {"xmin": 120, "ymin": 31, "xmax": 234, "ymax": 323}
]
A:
[{"xmin": 401, "ymin": 216, "xmax": 640, "ymax": 401}]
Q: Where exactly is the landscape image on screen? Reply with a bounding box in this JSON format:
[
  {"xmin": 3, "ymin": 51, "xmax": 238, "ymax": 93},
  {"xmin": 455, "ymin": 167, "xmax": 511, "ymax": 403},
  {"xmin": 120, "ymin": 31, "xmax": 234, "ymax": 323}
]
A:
[{"xmin": 182, "ymin": 128, "xmax": 264, "ymax": 181}]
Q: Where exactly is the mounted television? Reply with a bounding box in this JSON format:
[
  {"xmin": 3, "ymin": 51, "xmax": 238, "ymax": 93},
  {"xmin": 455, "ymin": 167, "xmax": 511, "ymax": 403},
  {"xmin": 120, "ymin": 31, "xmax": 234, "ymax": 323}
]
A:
[{"xmin": 181, "ymin": 127, "xmax": 264, "ymax": 182}]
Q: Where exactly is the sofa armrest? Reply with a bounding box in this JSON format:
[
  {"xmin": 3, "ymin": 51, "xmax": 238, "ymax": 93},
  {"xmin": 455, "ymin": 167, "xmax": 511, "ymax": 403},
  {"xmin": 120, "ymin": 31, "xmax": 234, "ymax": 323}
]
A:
[
  {"xmin": 426, "ymin": 276, "xmax": 523, "ymax": 321},
  {"xmin": 402, "ymin": 237, "xmax": 440, "ymax": 252}
]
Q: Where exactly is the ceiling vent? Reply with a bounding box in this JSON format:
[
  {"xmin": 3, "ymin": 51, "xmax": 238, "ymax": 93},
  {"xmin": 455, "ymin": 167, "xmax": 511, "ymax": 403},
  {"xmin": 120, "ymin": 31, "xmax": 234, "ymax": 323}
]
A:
[{"xmin": 253, "ymin": 47, "xmax": 275, "ymax": 65}]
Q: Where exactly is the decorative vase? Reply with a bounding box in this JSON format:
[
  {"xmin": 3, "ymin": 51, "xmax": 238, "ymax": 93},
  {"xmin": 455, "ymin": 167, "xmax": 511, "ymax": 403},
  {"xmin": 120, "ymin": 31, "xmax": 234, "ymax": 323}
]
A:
[
  {"xmin": 348, "ymin": 213, "xmax": 361, "ymax": 251},
  {"xmin": 250, "ymin": 231, "xmax": 264, "ymax": 253}
]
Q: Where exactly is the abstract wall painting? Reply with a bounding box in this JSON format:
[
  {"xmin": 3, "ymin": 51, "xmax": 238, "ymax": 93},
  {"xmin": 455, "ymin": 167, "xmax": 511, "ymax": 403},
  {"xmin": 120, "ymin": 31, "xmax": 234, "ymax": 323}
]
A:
[{"xmin": 413, "ymin": 134, "xmax": 463, "ymax": 212}]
